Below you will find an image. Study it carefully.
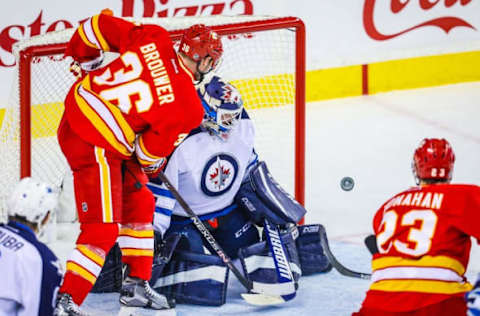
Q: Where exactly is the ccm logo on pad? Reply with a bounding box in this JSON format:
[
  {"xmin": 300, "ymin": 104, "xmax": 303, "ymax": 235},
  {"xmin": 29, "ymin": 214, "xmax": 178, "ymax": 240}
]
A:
[{"xmin": 301, "ymin": 225, "xmax": 320, "ymax": 234}]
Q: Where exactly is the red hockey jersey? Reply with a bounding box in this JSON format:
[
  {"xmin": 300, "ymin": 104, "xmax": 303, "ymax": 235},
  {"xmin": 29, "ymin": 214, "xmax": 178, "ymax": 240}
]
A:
[
  {"xmin": 62, "ymin": 13, "xmax": 203, "ymax": 166},
  {"xmin": 361, "ymin": 183, "xmax": 480, "ymax": 312}
]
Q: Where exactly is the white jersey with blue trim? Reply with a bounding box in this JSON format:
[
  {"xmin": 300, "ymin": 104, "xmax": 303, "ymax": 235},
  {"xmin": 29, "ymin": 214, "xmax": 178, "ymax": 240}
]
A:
[
  {"xmin": 0, "ymin": 222, "xmax": 62, "ymax": 316},
  {"xmin": 149, "ymin": 111, "xmax": 256, "ymax": 234}
]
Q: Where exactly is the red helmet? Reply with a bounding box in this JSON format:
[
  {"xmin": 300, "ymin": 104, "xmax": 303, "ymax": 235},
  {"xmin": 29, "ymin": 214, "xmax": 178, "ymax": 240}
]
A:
[
  {"xmin": 179, "ymin": 24, "xmax": 223, "ymax": 68},
  {"xmin": 412, "ymin": 138, "xmax": 455, "ymax": 183}
]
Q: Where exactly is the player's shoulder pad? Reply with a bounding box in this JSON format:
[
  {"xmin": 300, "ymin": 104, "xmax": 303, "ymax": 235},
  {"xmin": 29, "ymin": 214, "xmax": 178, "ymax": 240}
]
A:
[
  {"xmin": 448, "ymin": 183, "xmax": 480, "ymax": 190},
  {"xmin": 33, "ymin": 238, "xmax": 59, "ymax": 263},
  {"xmin": 14, "ymin": 224, "xmax": 59, "ymax": 263},
  {"xmin": 141, "ymin": 23, "xmax": 170, "ymax": 36},
  {"xmin": 449, "ymin": 183, "xmax": 480, "ymax": 199},
  {"xmin": 421, "ymin": 183, "xmax": 480, "ymax": 197},
  {"xmin": 4, "ymin": 223, "xmax": 59, "ymax": 278},
  {"xmin": 130, "ymin": 23, "xmax": 171, "ymax": 49}
]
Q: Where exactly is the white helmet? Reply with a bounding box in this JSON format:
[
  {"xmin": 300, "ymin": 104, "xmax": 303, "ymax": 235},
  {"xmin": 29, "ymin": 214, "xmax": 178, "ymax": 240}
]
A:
[{"xmin": 7, "ymin": 177, "xmax": 59, "ymax": 227}]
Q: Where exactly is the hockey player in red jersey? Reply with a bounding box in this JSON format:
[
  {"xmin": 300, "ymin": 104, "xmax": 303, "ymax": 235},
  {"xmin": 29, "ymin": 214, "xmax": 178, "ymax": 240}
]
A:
[
  {"xmin": 55, "ymin": 11, "xmax": 223, "ymax": 315},
  {"xmin": 353, "ymin": 138, "xmax": 480, "ymax": 316}
]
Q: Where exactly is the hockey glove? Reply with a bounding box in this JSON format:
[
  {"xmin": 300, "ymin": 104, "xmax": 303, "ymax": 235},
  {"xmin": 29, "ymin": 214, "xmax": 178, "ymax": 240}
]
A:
[
  {"xmin": 69, "ymin": 51, "xmax": 105, "ymax": 79},
  {"xmin": 364, "ymin": 234, "xmax": 379, "ymax": 255},
  {"xmin": 467, "ymin": 275, "xmax": 480, "ymax": 316},
  {"xmin": 141, "ymin": 158, "xmax": 166, "ymax": 178}
]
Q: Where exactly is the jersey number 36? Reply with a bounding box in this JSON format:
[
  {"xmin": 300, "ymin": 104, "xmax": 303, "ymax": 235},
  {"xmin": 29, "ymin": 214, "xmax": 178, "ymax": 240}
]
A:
[{"xmin": 93, "ymin": 52, "xmax": 154, "ymax": 114}]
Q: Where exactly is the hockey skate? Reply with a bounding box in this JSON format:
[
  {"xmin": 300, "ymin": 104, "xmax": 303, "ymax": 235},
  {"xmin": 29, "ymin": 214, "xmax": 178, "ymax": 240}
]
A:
[
  {"xmin": 54, "ymin": 292, "xmax": 90, "ymax": 316},
  {"xmin": 119, "ymin": 276, "xmax": 175, "ymax": 310}
]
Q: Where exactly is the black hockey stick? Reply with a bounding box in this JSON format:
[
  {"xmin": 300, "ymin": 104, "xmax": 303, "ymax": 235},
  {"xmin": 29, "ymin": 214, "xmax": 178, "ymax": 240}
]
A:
[
  {"xmin": 157, "ymin": 171, "xmax": 290, "ymax": 305},
  {"xmin": 318, "ymin": 225, "xmax": 371, "ymax": 280}
]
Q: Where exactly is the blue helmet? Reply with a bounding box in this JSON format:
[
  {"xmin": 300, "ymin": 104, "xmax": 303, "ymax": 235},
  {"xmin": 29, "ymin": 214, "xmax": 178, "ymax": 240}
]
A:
[{"xmin": 197, "ymin": 76, "xmax": 243, "ymax": 136}]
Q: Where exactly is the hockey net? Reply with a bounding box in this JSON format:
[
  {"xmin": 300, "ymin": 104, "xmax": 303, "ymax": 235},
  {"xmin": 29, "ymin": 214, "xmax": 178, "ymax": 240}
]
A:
[{"xmin": 0, "ymin": 15, "xmax": 305, "ymax": 223}]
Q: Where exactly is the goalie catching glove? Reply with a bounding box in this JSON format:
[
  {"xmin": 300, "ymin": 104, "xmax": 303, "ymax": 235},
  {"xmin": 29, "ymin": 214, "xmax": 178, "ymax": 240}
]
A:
[{"xmin": 236, "ymin": 161, "xmax": 306, "ymax": 226}]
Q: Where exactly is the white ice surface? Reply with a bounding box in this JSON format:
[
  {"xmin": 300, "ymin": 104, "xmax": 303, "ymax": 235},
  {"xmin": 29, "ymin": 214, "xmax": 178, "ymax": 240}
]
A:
[{"xmin": 51, "ymin": 82, "xmax": 480, "ymax": 315}]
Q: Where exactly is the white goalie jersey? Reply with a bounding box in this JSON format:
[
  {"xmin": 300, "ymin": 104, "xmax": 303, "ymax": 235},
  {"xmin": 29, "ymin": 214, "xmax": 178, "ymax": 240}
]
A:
[{"xmin": 148, "ymin": 111, "xmax": 257, "ymax": 235}]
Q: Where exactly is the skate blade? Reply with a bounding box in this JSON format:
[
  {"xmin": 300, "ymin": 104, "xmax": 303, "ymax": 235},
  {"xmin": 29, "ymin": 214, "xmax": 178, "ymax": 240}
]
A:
[{"xmin": 118, "ymin": 306, "xmax": 176, "ymax": 316}]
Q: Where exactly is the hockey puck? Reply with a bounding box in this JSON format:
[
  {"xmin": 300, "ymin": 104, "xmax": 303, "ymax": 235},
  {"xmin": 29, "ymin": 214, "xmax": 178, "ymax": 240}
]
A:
[{"xmin": 340, "ymin": 177, "xmax": 354, "ymax": 191}]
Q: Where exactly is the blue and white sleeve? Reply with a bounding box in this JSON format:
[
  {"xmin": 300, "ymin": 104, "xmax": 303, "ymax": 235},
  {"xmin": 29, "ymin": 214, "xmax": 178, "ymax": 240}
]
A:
[
  {"xmin": 19, "ymin": 244, "xmax": 62, "ymax": 316},
  {"xmin": 17, "ymin": 245, "xmax": 44, "ymax": 316}
]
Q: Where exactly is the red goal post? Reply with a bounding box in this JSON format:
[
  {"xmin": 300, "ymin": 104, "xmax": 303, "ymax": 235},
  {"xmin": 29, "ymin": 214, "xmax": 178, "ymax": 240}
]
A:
[{"xmin": 0, "ymin": 15, "xmax": 305, "ymax": 222}]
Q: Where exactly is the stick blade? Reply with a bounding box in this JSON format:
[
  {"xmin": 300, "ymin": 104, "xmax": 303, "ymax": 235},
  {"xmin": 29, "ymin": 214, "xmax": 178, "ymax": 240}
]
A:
[
  {"xmin": 241, "ymin": 293, "xmax": 286, "ymax": 306},
  {"xmin": 318, "ymin": 225, "xmax": 371, "ymax": 280}
]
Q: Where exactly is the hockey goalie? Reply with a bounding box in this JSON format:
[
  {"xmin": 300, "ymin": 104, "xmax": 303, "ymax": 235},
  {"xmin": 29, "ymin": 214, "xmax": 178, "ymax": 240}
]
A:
[{"xmin": 93, "ymin": 75, "xmax": 332, "ymax": 306}]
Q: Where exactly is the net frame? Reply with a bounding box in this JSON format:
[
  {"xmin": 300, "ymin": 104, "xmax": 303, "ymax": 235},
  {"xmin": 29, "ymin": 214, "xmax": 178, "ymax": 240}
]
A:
[{"xmin": 8, "ymin": 16, "xmax": 305, "ymax": 219}]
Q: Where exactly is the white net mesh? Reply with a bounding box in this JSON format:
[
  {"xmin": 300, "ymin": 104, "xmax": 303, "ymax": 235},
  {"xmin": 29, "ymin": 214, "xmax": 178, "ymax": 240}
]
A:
[{"xmin": 0, "ymin": 15, "xmax": 302, "ymax": 223}]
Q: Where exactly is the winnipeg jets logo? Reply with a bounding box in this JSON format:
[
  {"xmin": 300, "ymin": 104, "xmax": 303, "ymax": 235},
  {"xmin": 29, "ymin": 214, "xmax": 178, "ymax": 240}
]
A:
[
  {"xmin": 210, "ymin": 157, "xmax": 231, "ymax": 189},
  {"xmin": 201, "ymin": 154, "xmax": 238, "ymax": 196}
]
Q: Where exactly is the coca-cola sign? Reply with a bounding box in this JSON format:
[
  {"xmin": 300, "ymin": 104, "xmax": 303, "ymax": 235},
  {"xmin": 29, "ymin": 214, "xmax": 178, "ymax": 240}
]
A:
[
  {"xmin": 363, "ymin": 0, "xmax": 476, "ymax": 41},
  {"xmin": 0, "ymin": 0, "xmax": 254, "ymax": 67}
]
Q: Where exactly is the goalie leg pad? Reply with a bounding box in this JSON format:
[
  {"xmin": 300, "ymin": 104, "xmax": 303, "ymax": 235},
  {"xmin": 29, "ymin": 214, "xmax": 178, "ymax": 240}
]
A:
[
  {"xmin": 167, "ymin": 207, "xmax": 260, "ymax": 259},
  {"xmin": 239, "ymin": 224, "xmax": 301, "ymax": 286},
  {"xmin": 236, "ymin": 161, "xmax": 306, "ymax": 225},
  {"xmin": 151, "ymin": 250, "xmax": 229, "ymax": 306},
  {"xmin": 296, "ymin": 224, "xmax": 332, "ymax": 275},
  {"xmin": 164, "ymin": 219, "xmax": 209, "ymax": 254},
  {"xmin": 150, "ymin": 232, "xmax": 184, "ymax": 284},
  {"xmin": 213, "ymin": 206, "xmax": 260, "ymax": 259}
]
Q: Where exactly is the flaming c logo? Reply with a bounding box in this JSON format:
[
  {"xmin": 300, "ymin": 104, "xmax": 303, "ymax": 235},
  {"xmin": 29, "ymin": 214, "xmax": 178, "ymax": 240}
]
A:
[{"xmin": 363, "ymin": 0, "xmax": 476, "ymax": 40}]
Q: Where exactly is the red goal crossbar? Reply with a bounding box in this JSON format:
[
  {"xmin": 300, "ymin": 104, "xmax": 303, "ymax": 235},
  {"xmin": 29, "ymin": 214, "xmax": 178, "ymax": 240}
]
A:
[{"xmin": 17, "ymin": 16, "xmax": 306, "ymax": 205}]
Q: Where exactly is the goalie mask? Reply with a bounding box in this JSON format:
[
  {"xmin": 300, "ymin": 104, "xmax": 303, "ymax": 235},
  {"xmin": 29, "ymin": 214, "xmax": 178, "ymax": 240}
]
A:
[
  {"xmin": 412, "ymin": 138, "xmax": 455, "ymax": 184},
  {"xmin": 7, "ymin": 177, "xmax": 59, "ymax": 231},
  {"xmin": 197, "ymin": 76, "xmax": 243, "ymax": 138}
]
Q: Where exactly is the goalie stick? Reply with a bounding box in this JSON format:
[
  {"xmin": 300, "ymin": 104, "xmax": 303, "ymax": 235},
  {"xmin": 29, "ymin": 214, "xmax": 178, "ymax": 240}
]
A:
[
  {"xmin": 318, "ymin": 225, "xmax": 371, "ymax": 280},
  {"xmin": 157, "ymin": 171, "xmax": 293, "ymax": 306},
  {"xmin": 262, "ymin": 219, "xmax": 296, "ymax": 301}
]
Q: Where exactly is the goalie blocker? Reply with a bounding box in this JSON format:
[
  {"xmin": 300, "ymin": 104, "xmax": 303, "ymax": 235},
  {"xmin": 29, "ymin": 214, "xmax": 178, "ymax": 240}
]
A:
[{"xmin": 92, "ymin": 161, "xmax": 331, "ymax": 305}]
